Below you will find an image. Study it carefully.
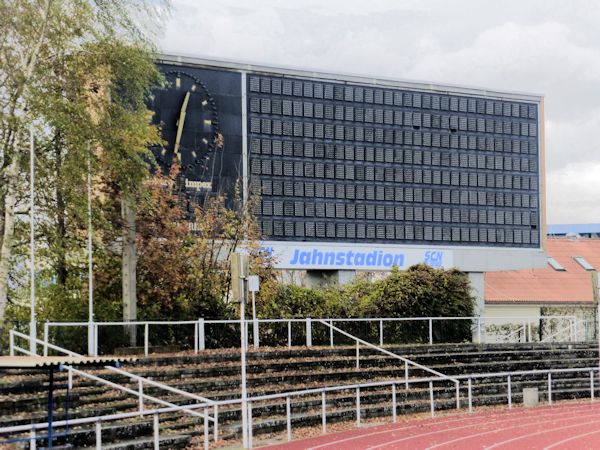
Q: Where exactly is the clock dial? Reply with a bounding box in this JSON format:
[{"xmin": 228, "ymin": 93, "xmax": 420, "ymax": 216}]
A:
[{"xmin": 153, "ymin": 70, "xmax": 222, "ymax": 197}]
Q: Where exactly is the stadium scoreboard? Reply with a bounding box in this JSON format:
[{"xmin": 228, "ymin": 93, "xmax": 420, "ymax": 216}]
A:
[{"xmin": 151, "ymin": 54, "xmax": 546, "ymax": 272}]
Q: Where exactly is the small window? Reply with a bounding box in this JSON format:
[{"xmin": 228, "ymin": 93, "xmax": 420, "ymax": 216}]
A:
[
  {"xmin": 573, "ymin": 256, "xmax": 595, "ymax": 271},
  {"xmin": 547, "ymin": 257, "xmax": 565, "ymax": 271}
]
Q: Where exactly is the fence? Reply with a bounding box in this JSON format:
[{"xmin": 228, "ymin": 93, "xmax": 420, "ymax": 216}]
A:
[
  {"xmin": 8, "ymin": 330, "xmax": 217, "ymax": 449},
  {"xmin": 38, "ymin": 315, "xmax": 586, "ymax": 357}
]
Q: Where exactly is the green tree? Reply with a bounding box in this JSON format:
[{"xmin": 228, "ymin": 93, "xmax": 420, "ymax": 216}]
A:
[{"xmin": 0, "ymin": 0, "xmax": 168, "ymax": 326}]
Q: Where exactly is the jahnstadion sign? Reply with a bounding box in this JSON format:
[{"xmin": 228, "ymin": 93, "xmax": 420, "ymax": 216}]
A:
[
  {"xmin": 151, "ymin": 54, "xmax": 549, "ymax": 273},
  {"xmin": 267, "ymin": 243, "xmax": 449, "ymax": 270}
]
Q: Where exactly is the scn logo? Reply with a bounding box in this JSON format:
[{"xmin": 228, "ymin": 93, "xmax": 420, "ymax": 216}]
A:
[{"xmin": 424, "ymin": 251, "xmax": 443, "ymax": 268}]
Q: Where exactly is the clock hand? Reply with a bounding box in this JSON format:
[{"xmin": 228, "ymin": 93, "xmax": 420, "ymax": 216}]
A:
[{"xmin": 174, "ymin": 91, "xmax": 191, "ymax": 160}]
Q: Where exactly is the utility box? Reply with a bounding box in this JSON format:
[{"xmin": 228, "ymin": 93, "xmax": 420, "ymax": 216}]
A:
[{"xmin": 522, "ymin": 387, "xmax": 539, "ymax": 407}]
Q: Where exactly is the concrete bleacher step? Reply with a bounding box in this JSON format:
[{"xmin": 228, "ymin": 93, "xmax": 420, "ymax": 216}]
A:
[{"xmin": 1, "ymin": 342, "xmax": 598, "ymax": 448}]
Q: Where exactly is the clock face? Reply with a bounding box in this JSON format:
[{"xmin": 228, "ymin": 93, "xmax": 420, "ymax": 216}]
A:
[{"xmin": 153, "ymin": 70, "xmax": 221, "ymax": 193}]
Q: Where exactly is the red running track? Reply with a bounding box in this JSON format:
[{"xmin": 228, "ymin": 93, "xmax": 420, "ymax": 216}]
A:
[{"xmin": 264, "ymin": 401, "xmax": 600, "ymax": 449}]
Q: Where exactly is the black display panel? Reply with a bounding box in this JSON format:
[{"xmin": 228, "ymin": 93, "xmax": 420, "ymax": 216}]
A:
[
  {"xmin": 150, "ymin": 64, "xmax": 242, "ymax": 212},
  {"xmin": 248, "ymin": 75, "xmax": 541, "ymax": 248}
]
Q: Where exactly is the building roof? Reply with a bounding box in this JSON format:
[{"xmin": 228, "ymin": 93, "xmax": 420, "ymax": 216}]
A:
[
  {"xmin": 547, "ymin": 223, "xmax": 600, "ymax": 235},
  {"xmin": 0, "ymin": 356, "xmax": 133, "ymax": 369},
  {"xmin": 485, "ymin": 238, "xmax": 599, "ymax": 304}
]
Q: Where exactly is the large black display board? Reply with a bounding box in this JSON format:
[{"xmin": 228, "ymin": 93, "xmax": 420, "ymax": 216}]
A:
[{"xmin": 248, "ymin": 75, "xmax": 540, "ymax": 248}]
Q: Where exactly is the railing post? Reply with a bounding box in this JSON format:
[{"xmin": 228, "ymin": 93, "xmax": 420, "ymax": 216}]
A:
[
  {"xmin": 455, "ymin": 381, "xmax": 460, "ymax": 410},
  {"xmin": 468, "ymin": 378, "xmax": 472, "ymax": 412},
  {"xmin": 286, "ymin": 396, "xmax": 292, "ymax": 441},
  {"xmin": 213, "ymin": 404, "xmax": 219, "ymax": 442},
  {"xmin": 404, "ymin": 361, "xmax": 409, "ymax": 389},
  {"xmin": 329, "ymin": 320, "xmax": 334, "ymax": 347},
  {"xmin": 253, "ymin": 319, "xmax": 260, "ymax": 349},
  {"xmin": 153, "ymin": 413, "xmax": 160, "ymax": 450},
  {"xmin": 429, "ymin": 381, "xmax": 435, "ymax": 417},
  {"xmin": 356, "ymin": 341, "xmax": 360, "ymax": 369},
  {"xmin": 428, "ymin": 319, "xmax": 433, "ymax": 345},
  {"xmin": 247, "ymin": 402, "xmax": 253, "ymax": 449},
  {"xmin": 194, "ymin": 321, "xmax": 199, "ymax": 354},
  {"xmin": 94, "ymin": 323, "xmax": 98, "ymax": 356},
  {"xmin": 356, "ymin": 387, "xmax": 361, "ymax": 427},
  {"xmin": 204, "ymin": 407, "xmax": 210, "ymax": 450},
  {"xmin": 144, "ymin": 323, "xmax": 149, "ymax": 357},
  {"xmin": 95, "ymin": 420, "xmax": 102, "ymax": 449},
  {"xmin": 199, "ymin": 318, "xmax": 205, "ymax": 351},
  {"xmin": 527, "ymin": 320, "xmax": 532, "ymax": 343},
  {"xmin": 321, "ymin": 391, "xmax": 326, "ymax": 433},
  {"xmin": 68, "ymin": 368, "xmax": 73, "ymax": 390},
  {"xmin": 379, "ymin": 319, "xmax": 384, "ymax": 346},
  {"xmin": 548, "ymin": 373, "xmax": 553, "ymax": 404},
  {"xmin": 138, "ymin": 379, "xmax": 144, "ymax": 414},
  {"xmin": 288, "ymin": 320, "xmax": 292, "ymax": 348},
  {"xmin": 522, "ymin": 321, "xmax": 527, "ymax": 342},
  {"xmin": 30, "ymin": 429, "xmax": 36, "ymax": 450},
  {"xmin": 306, "ymin": 318, "xmax": 312, "ymax": 347},
  {"xmin": 43, "ymin": 321, "xmax": 49, "ymax": 356},
  {"xmin": 477, "ymin": 317, "xmax": 482, "ymax": 343},
  {"xmin": 591, "ymin": 370, "xmax": 595, "ymax": 401},
  {"xmin": 392, "ymin": 384, "xmax": 397, "ymax": 422},
  {"xmin": 507, "ymin": 375, "xmax": 512, "ymax": 408},
  {"xmin": 9, "ymin": 331, "xmax": 14, "ymax": 356}
]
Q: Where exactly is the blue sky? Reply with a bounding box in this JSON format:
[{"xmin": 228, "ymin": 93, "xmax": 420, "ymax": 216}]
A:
[{"xmin": 159, "ymin": 0, "xmax": 600, "ymax": 224}]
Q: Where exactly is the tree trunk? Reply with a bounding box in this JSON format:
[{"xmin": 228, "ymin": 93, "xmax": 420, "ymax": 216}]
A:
[{"xmin": 0, "ymin": 145, "xmax": 20, "ymax": 322}]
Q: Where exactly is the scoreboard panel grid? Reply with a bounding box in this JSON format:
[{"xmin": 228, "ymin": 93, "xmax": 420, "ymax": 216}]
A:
[{"xmin": 248, "ymin": 74, "xmax": 540, "ymax": 248}]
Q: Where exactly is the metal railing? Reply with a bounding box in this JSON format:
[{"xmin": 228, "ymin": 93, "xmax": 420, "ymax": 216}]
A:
[
  {"xmin": 8, "ymin": 330, "xmax": 217, "ymax": 449},
  {"xmin": 39, "ymin": 315, "xmax": 588, "ymax": 356},
  {"xmin": 5, "ymin": 326, "xmax": 600, "ymax": 449}
]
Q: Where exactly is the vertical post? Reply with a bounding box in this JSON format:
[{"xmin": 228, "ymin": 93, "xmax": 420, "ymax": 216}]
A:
[
  {"xmin": 87, "ymin": 148, "xmax": 94, "ymax": 357},
  {"xmin": 47, "ymin": 367, "xmax": 54, "ymax": 449},
  {"xmin": 522, "ymin": 321, "xmax": 527, "ymax": 342},
  {"xmin": 9, "ymin": 331, "xmax": 14, "ymax": 356},
  {"xmin": 548, "ymin": 373, "xmax": 553, "ymax": 404},
  {"xmin": 213, "ymin": 404, "xmax": 219, "ymax": 442},
  {"xmin": 428, "ymin": 319, "xmax": 433, "ymax": 345},
  {"xmin": 591, "ymin": 370, "xmax": 595, "ymax": 401},
  {"xmin": 95, "ymin": 420, "xmax": 102, "ymax": 449},
  {"xmin": 429, "ymin": 381, "xmax": 434, "ymax": 417},
  {"xmin": 29, "ymin": 125, "xmax": 36, "ymax": 356},
  {"xmin": 247, "ymin": 402, "xmax": 253, "ymax": 449},
  {"xmin": 199, "ymin": 318, "xmax": 205, "ymax": 351},
  {"xmin": 194, "ymin": 322, "xmax": 199, "ymax": 354},
  {"xmin": 288, "ymin": 321, "xmax": 292, "ymax": 348},
  {"xmin": 144, "ymin": 323, "xmax": 149, "ymax": 357},
  {"xmin": 94, "ymin": 323, "xmax": 98, "ymax": 356},
  {"xmin": 43, "ymin": 322, "xmax": 49, "ymax": 357},
  {"xmin": 356, "ymin": 341, "xmax": 360, "ymax": 369},
  {"xmin": 204, "ymin": 408, "xmax": 210, "ymax": 450},
  {"xmin": 306, "ymin": 318, "xmax": 312, "ymax": 347},
  {"xmin": 356, "ymin": 387, "xmax": 361, "ymax": 427},
  {"xmin": 67, "ymin": 368, "xmax": 72, "ymax": 390},
  {"xmin": 404, "ymin": 361, "xmax": 409, "ymax": 389},
  {"xmin": 138, "ymin": 379, "xmax": 144, "ymax": 413},
  {"xmin": 153, "ymin": 413, "xmax": 159, "ymax": 450},
  {"xmin": 507, "ymin": 375, "xmax": 512, "ymax": 408},
  {"xmin": 527, "ymin": 320, "xmax": 533, "ymax": 343},
  {"xmin": 241, "ymin": 300, "xmax": 248, "ymax": 448},
  {"xmin": 455, "ymin": 381, "xmax": 460, "ymax": 409},
  {"xmin": 321, "ymin": 391, "xmax": 326, "ymax": 433},
  {"xmin": 286, "ymin": 396, "xmax": 292, "ymax": 441},
  {"xmin": 468, "ymin": 378, "xmax": 472, "ymax": 412},
  {"xmin": 329, "ymin": 320, "xmax": 333, "ymax": 347},
  {"xmin": 252, "ymin": 291, "xmax": 259, "ymax": 348},
  {"xmin": 392, "ymin": 384, "xmax": 397, "ymax": 422},
  {"xmin": 379, "ymin": 319, "xmax": 384, "ymax": 346},
  {"xmin": 29, "ymin": 429, "xmax": 36, "ymax": 450},
  {"xmin": 122, "ymin": 195, "xmax": 137, "ymax": 347},
  {"xmin": 477, "ymin": 317, "xmax": 482, "ymax": 343}
]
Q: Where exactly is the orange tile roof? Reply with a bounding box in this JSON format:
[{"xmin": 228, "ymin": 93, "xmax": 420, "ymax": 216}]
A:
[{"xmin": 485, "ymin": 238, "xmax": 597, "ymax": 304}]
